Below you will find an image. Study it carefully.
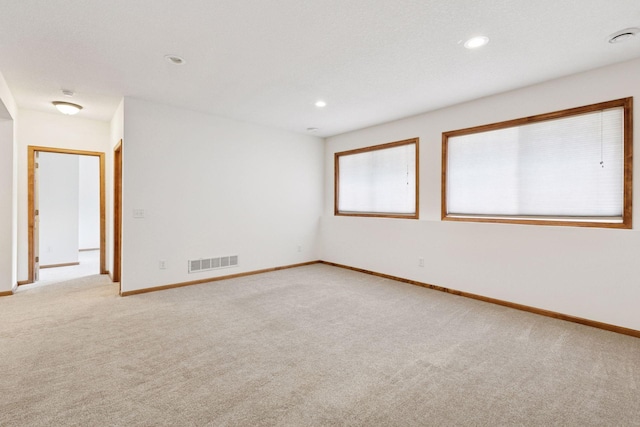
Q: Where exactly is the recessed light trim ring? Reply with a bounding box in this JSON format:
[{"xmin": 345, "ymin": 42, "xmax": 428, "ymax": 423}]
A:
[
  {"xmin": 165, "ymin": 54, "xmax": 186, "ymax": 65},
  {"xmin": 464, "ymin": 36, "xmax": 489, "ymax": 49},
  {"xmin": 608, "ymin": 28, "xmax": 640, "ymax": 44}
]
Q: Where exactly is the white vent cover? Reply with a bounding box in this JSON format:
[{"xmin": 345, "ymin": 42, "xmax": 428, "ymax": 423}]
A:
[{"xmin": 188, "ymin": 255, "xmax": 239, "ymax": 273}]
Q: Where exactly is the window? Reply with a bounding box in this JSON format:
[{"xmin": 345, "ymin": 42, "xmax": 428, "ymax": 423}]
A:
[
  {"xmin": 335, "ymin": 138, "xmax": 419, "ymax": 219},
  {"xmin": 442, "ymin": 98, "xmax": 632, "ymax": 228}
]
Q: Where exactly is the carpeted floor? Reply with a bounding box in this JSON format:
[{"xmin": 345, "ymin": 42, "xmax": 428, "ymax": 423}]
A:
[{"xmin": 1, "ymin": 264, "xmax": 639, "ymax": 426}]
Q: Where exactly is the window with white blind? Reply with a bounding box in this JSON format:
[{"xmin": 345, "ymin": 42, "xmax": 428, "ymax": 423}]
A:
[
  {"xmin": 335, "ymin": 138, "xmax": 418, "ymax": 219},
  {"xmin": 443, "ymin": 98, "xmax": 632, "ymax": 228}
]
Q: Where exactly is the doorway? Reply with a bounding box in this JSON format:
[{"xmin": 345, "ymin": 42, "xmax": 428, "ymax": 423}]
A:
[{"xmin": 27, "ymin": 146, "xmax": 106, "ymax": 284}]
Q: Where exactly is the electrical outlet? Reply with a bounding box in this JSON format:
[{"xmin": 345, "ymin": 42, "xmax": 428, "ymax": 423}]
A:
[
  {"xmin": 419, "ymin": 257, "xmax": 424, "ymax": 267},
  {"xmin": 159, "ymin": 260, "xmax": 167, "ymax": 269},
  {"xmin": 133, "ymin": 209, "xmax": 145, "ymax": 218}
]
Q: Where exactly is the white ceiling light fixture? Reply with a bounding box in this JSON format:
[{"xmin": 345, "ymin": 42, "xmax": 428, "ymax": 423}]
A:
[
  {"xmin": 164, "ymin": 54, "xmax": 186, "ymax": 65},
  {"xmin": 52, "ymin": 101, "xmax": 83, "ymax": 115},
  {"xmin": 464, "ymin": 36, "xmax": 489, "ymax": 49},
  {"xmin": 608, "ymin": 28, "xmax": 640, "ymax": 44},
  {"xmin": 315, "ymin": 100, "xmax": 327, "ymax": 108}
]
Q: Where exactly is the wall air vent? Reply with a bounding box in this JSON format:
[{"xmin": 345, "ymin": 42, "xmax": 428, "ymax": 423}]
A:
[{"xmin": 188, "ymin": 255, "xmax": 239, "ymax": 273}]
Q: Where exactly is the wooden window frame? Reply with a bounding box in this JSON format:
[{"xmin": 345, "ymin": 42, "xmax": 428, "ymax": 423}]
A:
[
  {"xmin": 442, "ymin": 97, "xmax": 633, "ymax": 229},
  {"xmin": 335, "ymin": 137, "xmax": 419, "ymax": 219}
]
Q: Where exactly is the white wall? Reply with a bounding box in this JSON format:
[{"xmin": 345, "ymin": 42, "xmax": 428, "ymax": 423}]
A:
[
  {"xmin": 120, "ymin": 97, "xmax": 323, "ymax": 293},
  {"xmin": 16, "ymin": 109, "xmax": 110, "ymax": 281},
  {"xmin": 0, "ymin": 71, "xmax": 17, "ymax": 292},
  {"xmin": 322, "ymin": 57, "xmax": 640, "ymax": 331},
  {"xmin": 110, "ymin": 99, "xmax": 124, "ymax": 147},
  {"xmin": 78, "ymin": 155, "xmax": 100, "ymax": 249},
  {"xmin": 38, "ymin": 153, "xmax": 79, "ymax": 266},
  {"xmin": 0, "ymin": 118, "xmax": 14, "ymax": 290}
]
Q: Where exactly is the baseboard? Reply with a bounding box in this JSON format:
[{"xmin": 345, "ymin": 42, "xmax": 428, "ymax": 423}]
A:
[
  {"xmin": 40, "ymin": 262, "xmax": 80, "ymax": 269},
  {"xmin": 117, "ymin": 258, "xmax": 639, "ymax": 338},
  {"xmin": 120, "ymin": 261, "xmax": 321, "ymax": 297},
  {"xmin": 319, "ymin": 261, "xmax": 640, "ymax": 339},
  {"xmin": 17, "ymin": 280, "xmax": 31, "ymax": 286},
  {"xmin": 0, "ymin": 290, "xmax": 13, "ymax": 297},
  {"xmin": 107, "ymin": 271, "xmax": 114, "ymax": 281}
]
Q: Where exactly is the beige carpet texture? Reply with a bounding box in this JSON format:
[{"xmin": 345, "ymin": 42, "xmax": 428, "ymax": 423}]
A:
[{"xmin": 1, "ymin": 264, "xmax": 639, "ymax": 426}]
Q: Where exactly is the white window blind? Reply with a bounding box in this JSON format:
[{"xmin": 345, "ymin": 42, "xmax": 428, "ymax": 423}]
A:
[
  {"xmin": 447, "ymin": 107, "xmax": 624, "ymax": 219},
  {"xmin": 337, "ymin": 141, "xmax": 416, "ymax": 216}
]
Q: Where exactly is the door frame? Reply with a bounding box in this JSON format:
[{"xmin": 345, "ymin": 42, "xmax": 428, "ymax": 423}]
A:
[
  {"xmin": 113, "ymin": 140, "xmax": 122, "ymax": 290},
  {"xmin": 27, "ymin": 146, "xmax": 107, "ymax": 284}
]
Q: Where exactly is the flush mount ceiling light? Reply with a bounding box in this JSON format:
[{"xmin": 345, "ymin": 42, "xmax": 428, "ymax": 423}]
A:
[
  {"xmin": 52, "ymin": 101, "xmax": 83, "ymax": 115},
  {"xmin": 464, "ymin": 36, "xmax": 489, "ymax": 49},
  {"xmin": 608, "ymin": 28, "xmax": 640, "ymax": 44},
  {"xmin": 315, "ymin": 100, "xmax": 327, "ymax": 108},
  {"xmin": 164, "ymin": 54, "xmax": 186, "ymax": 65}
]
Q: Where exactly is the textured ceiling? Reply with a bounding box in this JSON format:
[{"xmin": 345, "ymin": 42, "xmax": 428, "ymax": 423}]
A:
[{"xmin": 1, "ymin": 0, "xmax": 640, "ymax": 137}]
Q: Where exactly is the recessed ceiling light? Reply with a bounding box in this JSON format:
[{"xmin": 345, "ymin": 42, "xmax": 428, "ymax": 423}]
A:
[
  {"xmin": 307, "ymin": 127, "xmax": 319, "ymax": 132},
  {"xmin": 315, "ymin": 100, "xmax": 327, "ymax": 108},
  {"xmin": 608, "ymin": 28, "xmax": 640, "ymax": 44},
  {"xmin": 464, "ymin": 36, "xmax": 489, "ymax": 49},
  {"xmin": 52, "ymin": 101, "xmax": 83, "ymax": 115},
  {"xmin": 164, "ymin": 54, "xmax": 186, "ymax": 65}
]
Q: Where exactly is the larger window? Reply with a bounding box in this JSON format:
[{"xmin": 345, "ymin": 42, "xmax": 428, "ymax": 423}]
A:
[
  {"xmin": 335, "ymin": 138, "xmax": 419, "ymax": 219},
  {"xmin": 442, "ymin": 98, "xmax": 632, "ymax": 228}
]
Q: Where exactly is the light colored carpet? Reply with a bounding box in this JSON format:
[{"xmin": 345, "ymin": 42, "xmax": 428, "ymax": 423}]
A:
[{"xmin": 1, "ymin": 264, "xmax": 639, "ymax": 426}]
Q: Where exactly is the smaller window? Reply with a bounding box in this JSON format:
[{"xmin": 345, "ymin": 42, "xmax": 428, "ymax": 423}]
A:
[{"xmin": 335, "ymin": 138, "xmax": 419, "ymax": 219}]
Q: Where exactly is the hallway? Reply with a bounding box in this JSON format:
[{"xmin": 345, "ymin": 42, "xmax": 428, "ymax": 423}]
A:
[{"xmin": 23, "ymin": 250, "xmax": 101, "ymax": 290}]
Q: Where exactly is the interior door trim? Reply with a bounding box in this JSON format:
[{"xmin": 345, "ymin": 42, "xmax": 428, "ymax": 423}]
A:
[
  {"xmin": 26, "ymin": 146, "xmax": 107, "ymax": 284},
  {"xmin": 113, "ymin": 140, "xmax": 122, "ymax": 291}
]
